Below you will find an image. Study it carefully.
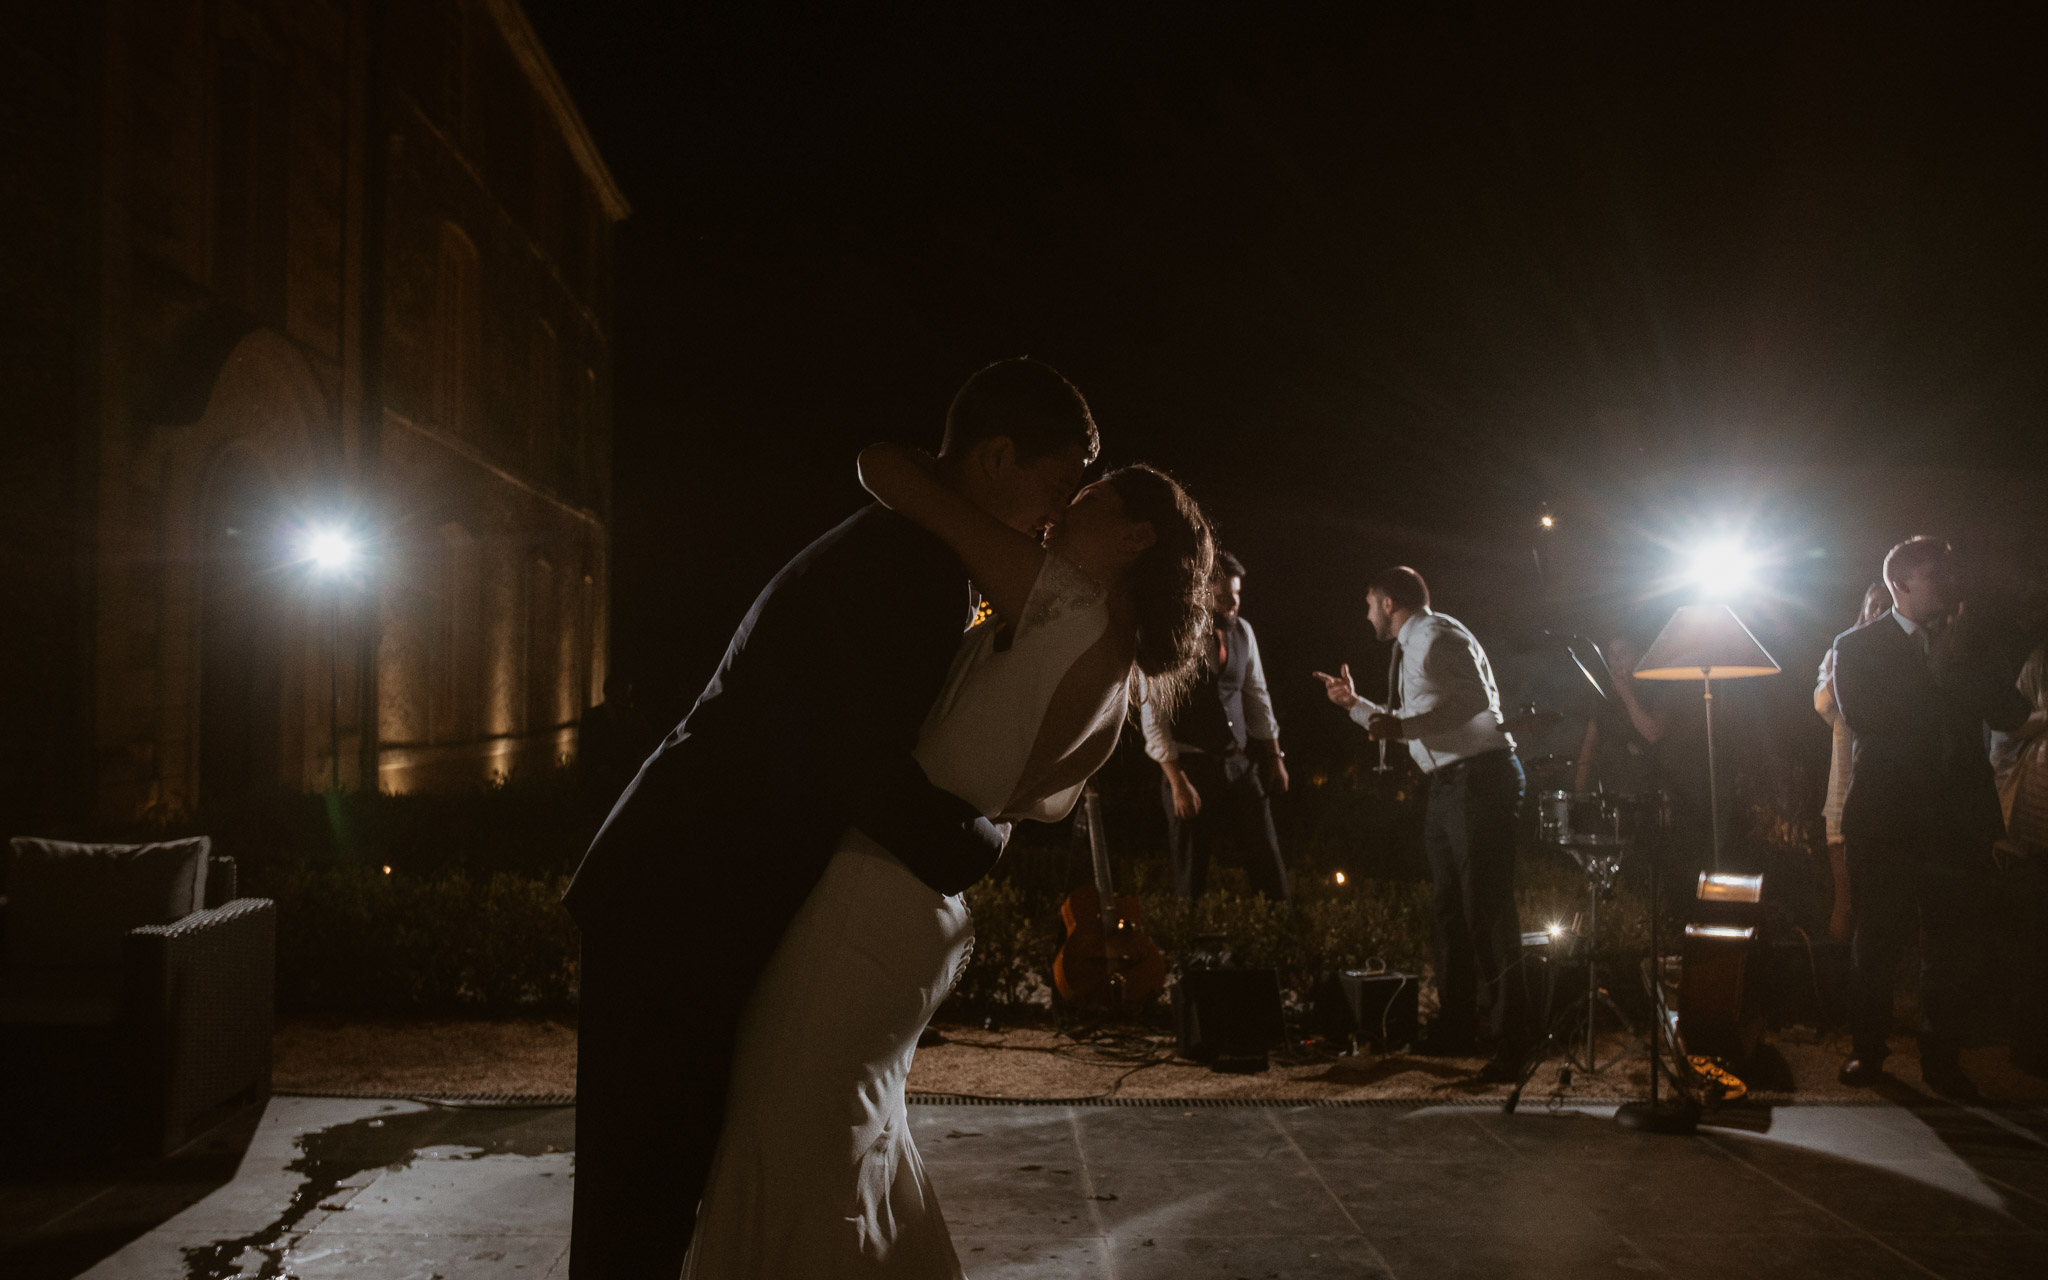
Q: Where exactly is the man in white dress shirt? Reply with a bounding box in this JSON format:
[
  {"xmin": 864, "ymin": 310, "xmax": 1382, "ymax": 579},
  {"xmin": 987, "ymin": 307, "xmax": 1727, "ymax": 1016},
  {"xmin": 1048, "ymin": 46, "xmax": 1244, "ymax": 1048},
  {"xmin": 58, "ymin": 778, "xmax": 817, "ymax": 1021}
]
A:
[
  {"xmin": 1141, "ymin": 551, "xmax": 1291, "ymax": 901},
  {"xmin": 1316, "ymin": 565, "xmax": 1531, "ymax": 1080}
]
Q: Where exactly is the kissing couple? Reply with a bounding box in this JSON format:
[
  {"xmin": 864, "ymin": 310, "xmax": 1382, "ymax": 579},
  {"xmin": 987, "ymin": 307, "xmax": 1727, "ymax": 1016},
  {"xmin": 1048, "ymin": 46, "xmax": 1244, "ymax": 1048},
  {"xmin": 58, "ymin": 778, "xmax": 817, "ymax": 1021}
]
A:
[{"xmin": 562, "ymin": 358, "xmax": 1215, "ymax": 1278}]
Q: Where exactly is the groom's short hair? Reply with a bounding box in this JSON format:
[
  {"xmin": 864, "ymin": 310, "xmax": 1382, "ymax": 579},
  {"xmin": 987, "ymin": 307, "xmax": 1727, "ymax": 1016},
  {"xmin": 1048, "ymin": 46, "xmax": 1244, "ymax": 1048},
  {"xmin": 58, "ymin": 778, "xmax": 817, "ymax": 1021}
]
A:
[{"xmin": 942, "ymin": 358, "xmax": 1100, "ymax": 464}]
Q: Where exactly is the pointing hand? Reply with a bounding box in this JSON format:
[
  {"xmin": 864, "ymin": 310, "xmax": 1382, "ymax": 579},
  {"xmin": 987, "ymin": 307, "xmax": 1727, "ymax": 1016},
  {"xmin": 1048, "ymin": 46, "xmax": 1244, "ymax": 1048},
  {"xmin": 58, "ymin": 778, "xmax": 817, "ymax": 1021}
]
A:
[{"xmin": 1312, "ymin": 663, "xmax": 1360, "ymax": 710}]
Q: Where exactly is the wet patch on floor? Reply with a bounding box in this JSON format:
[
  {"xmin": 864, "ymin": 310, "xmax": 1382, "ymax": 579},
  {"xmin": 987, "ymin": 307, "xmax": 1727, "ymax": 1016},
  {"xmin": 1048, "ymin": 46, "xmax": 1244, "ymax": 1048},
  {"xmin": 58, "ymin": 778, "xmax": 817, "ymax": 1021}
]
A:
[{"xmin": 178, "ymin": 1103, "xmax": 574, "ymax": 1280}]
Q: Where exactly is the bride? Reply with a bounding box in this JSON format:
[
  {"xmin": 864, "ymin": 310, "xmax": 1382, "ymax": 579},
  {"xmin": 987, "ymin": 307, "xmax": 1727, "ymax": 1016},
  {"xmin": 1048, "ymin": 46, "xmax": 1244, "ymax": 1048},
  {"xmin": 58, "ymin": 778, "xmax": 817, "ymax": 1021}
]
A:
[{"xmin": 680, "ymin": 444, "xmax": 1213, "ymax": 1277}]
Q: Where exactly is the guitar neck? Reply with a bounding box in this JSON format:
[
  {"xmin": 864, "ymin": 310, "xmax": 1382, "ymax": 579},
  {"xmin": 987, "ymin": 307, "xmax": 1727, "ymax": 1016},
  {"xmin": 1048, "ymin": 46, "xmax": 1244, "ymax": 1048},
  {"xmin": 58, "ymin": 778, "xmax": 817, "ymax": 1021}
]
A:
[{"xmin": 1084, "ymin": 785, "xmax": 1117, "ymax": 935}]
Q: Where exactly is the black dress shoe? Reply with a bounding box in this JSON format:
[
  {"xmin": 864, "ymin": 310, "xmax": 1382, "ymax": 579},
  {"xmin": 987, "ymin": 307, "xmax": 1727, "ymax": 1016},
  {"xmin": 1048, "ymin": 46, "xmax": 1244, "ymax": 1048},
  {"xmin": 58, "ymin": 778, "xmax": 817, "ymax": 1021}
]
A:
[
  {"xmin": 1921, "ymin": 1062, "xmax": 1982, "ymax": 1103},
  {"xmin": 1837, "ymin": 1057, "xmax": 1885, "ymax": 1087}
]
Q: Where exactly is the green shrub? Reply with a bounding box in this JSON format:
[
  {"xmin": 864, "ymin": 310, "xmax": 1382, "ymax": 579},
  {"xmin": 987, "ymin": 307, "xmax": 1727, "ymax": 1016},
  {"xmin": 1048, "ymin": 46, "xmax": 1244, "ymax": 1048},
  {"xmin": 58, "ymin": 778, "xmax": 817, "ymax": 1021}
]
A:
[
  {"xmin": 108, "ymin": 774, "xmax": 590, "ymax": 1015},
  {"xmin": 955, "ymin": 878, "xmax": 1059, "ymax": 1009},
  {"xmin": 265, "ymin": 861, "xmax": 579, "ymax": 1014},
  {"xmin": 91, "ymin": 768, "xmax": 1659, "ymax": 1019}
]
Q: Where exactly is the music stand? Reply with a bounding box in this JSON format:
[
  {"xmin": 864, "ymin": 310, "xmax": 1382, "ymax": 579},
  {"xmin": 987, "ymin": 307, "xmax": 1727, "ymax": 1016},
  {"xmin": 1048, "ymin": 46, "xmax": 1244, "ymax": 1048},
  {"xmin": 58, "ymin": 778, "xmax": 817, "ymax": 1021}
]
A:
[{"xmin": 1614, "ymin": 604, "xmax": 1777, "ymax": 1134}]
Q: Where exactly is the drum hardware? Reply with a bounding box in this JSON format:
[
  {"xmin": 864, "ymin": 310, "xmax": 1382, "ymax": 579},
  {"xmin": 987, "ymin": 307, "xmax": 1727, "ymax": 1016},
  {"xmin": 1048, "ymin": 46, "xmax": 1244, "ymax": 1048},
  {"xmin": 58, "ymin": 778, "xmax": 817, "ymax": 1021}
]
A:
[
  {"xmin": 1505, "ymin": 789, "xmax": 1663, "ymax": 1108},
  {"xmin": 1551, "ymin": 860, "xmax": 1634, "ymax": 1079}
]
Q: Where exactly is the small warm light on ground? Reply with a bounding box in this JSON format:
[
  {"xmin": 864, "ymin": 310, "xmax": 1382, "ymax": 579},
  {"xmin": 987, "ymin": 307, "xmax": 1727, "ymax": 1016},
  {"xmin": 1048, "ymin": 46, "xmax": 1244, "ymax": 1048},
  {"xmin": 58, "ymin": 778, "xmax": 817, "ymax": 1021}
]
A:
[
  {"xmin": 382, "ymin": 865, "xmax": 392, "ymax": 876},
  {"xmin": 1333, "ymin": 871, "xmax": 1347, "ymax": 885},
  {"xmin": 1538, "ymin": 513, "xmax": 1555, "ymax": 529}
]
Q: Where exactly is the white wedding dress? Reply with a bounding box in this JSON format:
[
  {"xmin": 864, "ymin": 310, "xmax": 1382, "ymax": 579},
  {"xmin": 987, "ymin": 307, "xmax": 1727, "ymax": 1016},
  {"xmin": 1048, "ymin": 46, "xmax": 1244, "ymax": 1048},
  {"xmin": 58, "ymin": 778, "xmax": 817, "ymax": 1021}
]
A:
[{"xmin": 680, "ymin": 553, "xmax": 1127, "ymax": 1279}]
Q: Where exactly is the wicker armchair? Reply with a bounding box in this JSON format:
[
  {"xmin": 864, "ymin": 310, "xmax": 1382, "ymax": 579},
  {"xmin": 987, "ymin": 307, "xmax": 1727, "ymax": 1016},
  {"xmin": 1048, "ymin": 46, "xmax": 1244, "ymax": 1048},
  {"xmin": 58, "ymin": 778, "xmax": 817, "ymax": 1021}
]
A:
[{"xmin": 1, "ymin": 838, "xmax": 275, "ymax": 1158}]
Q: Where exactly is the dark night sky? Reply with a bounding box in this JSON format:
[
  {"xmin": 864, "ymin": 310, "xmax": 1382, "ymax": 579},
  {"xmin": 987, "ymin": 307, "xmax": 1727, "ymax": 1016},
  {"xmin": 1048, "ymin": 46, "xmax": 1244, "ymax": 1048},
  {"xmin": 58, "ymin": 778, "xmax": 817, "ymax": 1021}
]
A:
[{"xmin": 524, "ymin": 3, "xmax": 2048, "ymax": 765}]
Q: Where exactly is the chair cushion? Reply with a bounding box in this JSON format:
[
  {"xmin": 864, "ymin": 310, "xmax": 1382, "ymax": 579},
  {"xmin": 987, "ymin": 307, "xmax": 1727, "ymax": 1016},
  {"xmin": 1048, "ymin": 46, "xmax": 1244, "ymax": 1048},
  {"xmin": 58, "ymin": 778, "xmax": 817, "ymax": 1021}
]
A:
[
  {"xmin": 0, "ymin": 965, "xmax": 124, "ymax": 1027},
  {"xmin": 4, "ymin": 837, "xmax": 210, "ymax": 971}
]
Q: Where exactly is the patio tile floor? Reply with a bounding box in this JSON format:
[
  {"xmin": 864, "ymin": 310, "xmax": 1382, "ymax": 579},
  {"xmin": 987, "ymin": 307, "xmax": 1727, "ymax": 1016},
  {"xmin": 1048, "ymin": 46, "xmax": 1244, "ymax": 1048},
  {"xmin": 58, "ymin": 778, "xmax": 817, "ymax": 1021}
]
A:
[{"xmin": 6, "ymin": 1095, "xmax": 2046, "ymax": 1278}]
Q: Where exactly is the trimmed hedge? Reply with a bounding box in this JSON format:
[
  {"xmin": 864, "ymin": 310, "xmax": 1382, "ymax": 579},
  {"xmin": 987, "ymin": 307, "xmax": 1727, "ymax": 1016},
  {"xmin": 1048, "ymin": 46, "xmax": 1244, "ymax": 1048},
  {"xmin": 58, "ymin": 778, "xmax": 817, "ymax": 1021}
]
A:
[{"xmin": 96, "ymin": 768, "xmax": 1824, "ymax": 1019}]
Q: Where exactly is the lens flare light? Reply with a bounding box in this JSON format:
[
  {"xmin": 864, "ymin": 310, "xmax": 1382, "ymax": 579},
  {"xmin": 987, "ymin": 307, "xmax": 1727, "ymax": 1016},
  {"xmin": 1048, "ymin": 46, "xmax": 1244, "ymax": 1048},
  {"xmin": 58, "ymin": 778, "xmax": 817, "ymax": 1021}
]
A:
[
  {"xmin": 301, "ymin": 526, "xmax": 360, "ymax": 576},
  {"xmin": 1687, "ymin": 540, "xmax": 1755, "ymax": 598}
]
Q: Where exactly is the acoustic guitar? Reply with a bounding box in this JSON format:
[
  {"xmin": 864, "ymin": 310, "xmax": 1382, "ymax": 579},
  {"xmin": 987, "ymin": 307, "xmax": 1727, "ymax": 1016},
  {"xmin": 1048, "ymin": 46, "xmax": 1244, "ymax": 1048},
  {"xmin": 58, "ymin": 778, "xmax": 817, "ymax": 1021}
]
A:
[{"xmin": 1052, "ymin": 783, "xmax": 1166, "ymax": 1012}]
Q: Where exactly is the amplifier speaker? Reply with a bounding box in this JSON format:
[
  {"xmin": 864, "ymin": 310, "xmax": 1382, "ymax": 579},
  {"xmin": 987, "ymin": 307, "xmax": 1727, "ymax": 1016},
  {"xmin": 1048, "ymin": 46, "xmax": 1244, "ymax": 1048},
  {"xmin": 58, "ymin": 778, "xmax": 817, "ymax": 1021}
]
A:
[
  {"xmin": 1174, "ymin": 967, "xmax": 1284, "ymax": 1069},
  {"xmin": 1519, "ymin": 929, "xmax": 1560, "ymax": 1028},
  {"xmin": 1317, "ymin": 969, "xmax": 1419, "ymax": 1050},
  {"xmin": 1678, "ymin": 924, "xmax": 1767, "ymax": 1062}
]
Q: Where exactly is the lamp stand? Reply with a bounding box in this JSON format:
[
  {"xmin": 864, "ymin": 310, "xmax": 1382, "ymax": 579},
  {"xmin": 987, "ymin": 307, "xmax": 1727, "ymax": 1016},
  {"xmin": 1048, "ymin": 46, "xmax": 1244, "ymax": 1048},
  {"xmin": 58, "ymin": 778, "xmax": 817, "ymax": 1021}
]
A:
[
  {"xmin": 1615, "ymin": 803, "xmax": 1699, "ymax": 1135},
  {"xmin": 1702, "ymin": 671, "xmax": 1722, "ymax": 872},
  {"xmin": 329, "ymin": 593, "xmax": 342, "ymax": 794}
]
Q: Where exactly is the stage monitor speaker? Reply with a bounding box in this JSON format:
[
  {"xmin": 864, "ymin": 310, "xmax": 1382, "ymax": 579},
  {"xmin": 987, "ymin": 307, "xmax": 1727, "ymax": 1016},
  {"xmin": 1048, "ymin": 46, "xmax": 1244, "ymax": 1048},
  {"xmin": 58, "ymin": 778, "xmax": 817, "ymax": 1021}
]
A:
[{"xmin": 1174, "ymin": 967, "xmax": 1284, "ymax": 1069}]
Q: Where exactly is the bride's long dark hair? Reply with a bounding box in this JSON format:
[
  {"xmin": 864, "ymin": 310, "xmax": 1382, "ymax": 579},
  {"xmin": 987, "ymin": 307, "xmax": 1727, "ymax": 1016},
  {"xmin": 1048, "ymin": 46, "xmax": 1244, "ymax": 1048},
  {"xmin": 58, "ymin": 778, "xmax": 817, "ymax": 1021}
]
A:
[{"xmin": 1104, "ymin": 465, "xmax": 1214, "ymax": 716}]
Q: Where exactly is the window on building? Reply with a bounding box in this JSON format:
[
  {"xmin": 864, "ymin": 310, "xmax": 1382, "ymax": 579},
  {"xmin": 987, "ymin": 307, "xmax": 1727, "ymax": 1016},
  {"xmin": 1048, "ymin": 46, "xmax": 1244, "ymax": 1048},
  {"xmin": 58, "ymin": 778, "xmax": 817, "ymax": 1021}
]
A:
[
  {"xmin": 563, "ymin": 366, "xmax": 596, "ymax": 502},
  {"xmin": 525, "ymin": 556, "xmax": 558, "ymax": 735},
  {"xmin": 212, "ymin": 37, "xmax": 288, "ymax": 322},
  {"xmin": 433, "ymin": 223, "xmax": 481, "ymax": 437},
  {"xmin": 528, "ymin": 320, "xmax": 558, "ymax": 483},
  {"xmin": 432, "ymin": 522, "xmax": 481, "ymax": 743}
]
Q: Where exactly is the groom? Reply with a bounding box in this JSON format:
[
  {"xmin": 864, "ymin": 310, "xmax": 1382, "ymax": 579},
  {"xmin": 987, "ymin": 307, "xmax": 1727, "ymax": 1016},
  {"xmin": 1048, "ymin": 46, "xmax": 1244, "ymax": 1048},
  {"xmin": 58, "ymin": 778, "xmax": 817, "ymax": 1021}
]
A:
[{"xmin": 563, "ymin": 358, "xmax": 1098, "ymax": 1279}]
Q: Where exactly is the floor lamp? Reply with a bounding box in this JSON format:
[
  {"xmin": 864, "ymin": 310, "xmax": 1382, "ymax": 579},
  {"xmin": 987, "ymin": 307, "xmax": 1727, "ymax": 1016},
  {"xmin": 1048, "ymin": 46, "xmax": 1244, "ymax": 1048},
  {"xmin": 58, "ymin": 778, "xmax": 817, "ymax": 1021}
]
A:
[
  {"xmin": 1631, "ymin": 604, "xmax": 1780, "ymax": 872},
  {"xmin": 1615, "ymin": 604, "xmax": 1778, "ymax": 1134}
]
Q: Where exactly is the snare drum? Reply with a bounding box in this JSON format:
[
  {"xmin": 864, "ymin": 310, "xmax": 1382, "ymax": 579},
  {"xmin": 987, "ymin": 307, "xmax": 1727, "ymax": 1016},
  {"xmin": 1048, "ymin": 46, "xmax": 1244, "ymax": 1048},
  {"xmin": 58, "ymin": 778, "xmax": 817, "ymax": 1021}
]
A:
[{"xmin": 1538, "ymin": 790, "xmax": 1634, "ymax": 848}]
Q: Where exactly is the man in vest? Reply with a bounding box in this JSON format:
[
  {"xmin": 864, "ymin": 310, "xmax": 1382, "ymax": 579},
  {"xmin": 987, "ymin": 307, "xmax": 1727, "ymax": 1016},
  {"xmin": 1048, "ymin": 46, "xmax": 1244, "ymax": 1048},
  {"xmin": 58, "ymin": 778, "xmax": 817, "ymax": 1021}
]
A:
[{"xmin": 1142, "ymin": 550, "xmax": 1291, "ymax": 901}]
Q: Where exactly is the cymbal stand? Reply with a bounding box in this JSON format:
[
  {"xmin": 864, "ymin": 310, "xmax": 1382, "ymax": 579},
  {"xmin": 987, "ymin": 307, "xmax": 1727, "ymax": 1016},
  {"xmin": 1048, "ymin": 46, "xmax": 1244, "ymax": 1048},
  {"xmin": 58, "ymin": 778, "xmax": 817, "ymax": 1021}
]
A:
[
  {"xmin": 1504, "ymin": 837, "xmax": 1636, "ymax": 1112},
  {"xmin": 1560, "ymin": 842, "xmax": 1636, "ymax": 1076}
]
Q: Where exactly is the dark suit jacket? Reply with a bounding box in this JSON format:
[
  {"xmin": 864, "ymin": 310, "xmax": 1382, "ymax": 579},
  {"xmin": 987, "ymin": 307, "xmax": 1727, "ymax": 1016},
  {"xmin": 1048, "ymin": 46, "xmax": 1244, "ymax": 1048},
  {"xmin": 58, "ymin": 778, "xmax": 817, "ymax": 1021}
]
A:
[
  {"xmin": 564, "ymin": 503, "xmax": 1004, "ymax": 938},
  {"xmin": 560, "ymin": 505, "xmax": 1004, "ymax": 1274},
  {"xmin": 1833, "ymin": 609, "xmax": 2026, "ymax": 852}
]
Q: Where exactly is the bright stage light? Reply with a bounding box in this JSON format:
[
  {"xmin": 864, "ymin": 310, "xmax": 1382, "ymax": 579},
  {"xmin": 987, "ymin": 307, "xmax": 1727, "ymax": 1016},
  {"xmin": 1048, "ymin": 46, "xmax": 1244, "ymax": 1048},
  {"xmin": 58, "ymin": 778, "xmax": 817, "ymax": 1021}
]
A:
[
  {"xmin": 1546, "ymin": 922, "xmax": 1563, "ymax": 937},
  {"xmin": 1333, "ymin": 871, "xmax": 1347, "ymax": 886},
  {"xmin": 1687, "ymin": 541, "xmax": 1754, "ymax": 597},
  {"xmin": 1538, "ymin": 513, "xmax": 1556, "ymax": 530},
  {"xmin": 302, "ymin": 526, "xmax": 359, "ymax": 575}
]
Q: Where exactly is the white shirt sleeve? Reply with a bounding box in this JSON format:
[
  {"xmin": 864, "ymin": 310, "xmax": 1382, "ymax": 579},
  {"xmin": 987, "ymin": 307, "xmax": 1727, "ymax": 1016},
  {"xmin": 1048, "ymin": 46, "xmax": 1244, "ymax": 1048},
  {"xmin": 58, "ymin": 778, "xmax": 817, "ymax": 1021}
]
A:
[
  {"xmin": 1814, "ymin": 649, "xmax": 1841, "ymax": 726},
  {"xmin": 1238, "ymin": 619, "xmax": 1280, "ymax": 741},
  {"xmin": 1347, "ymin": 696, "xmax": 1388, "ymax": 728},
  {"xmin": 1137, "ymin": 674, "xmax": 1178, "ymax": 764},
  {"xmin": 1397, "ymin": 617, "xmax": 1492, "ymax": 738}
]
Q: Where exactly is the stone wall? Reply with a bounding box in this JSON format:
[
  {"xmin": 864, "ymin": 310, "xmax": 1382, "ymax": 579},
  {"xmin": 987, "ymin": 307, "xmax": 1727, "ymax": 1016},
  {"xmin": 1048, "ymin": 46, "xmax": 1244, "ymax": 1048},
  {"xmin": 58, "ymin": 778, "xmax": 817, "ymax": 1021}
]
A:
[{"xmin": 1, "ymin": 0, "xmax": 622, "ymax": 828}]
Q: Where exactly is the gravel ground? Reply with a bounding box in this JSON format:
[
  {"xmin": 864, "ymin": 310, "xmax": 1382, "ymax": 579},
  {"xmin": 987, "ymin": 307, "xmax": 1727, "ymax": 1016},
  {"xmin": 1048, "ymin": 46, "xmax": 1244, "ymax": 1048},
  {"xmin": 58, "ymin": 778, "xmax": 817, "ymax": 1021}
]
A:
[{"xmin": 272, "ymin": 1016, "xmax": 2048, "ymax": 1104}]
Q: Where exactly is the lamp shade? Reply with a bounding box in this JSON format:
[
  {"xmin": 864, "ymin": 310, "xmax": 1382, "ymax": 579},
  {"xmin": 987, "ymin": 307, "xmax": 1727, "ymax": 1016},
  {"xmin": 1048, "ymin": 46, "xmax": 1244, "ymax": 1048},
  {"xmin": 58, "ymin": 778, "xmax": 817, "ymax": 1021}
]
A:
[{"xmin": 1631, "ymin": 605, "xmax": 1780, "ymax": 681}]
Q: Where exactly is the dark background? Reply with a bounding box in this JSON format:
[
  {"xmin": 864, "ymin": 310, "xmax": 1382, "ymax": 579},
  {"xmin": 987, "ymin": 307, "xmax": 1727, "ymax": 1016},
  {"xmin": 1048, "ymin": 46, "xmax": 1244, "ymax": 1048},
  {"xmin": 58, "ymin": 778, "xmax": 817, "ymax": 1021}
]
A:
[{"xmin": 523, "ymin": 2, "xmax": 2048, "ymax": 778}]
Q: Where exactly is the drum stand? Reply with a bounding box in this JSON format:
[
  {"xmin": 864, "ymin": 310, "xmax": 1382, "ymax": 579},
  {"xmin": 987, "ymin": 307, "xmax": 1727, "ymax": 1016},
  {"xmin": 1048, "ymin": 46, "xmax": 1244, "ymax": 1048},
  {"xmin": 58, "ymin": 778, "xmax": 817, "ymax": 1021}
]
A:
[{"xmin": 1505, "ymin": 838, "xmax": 1635, "ymax": 1111}]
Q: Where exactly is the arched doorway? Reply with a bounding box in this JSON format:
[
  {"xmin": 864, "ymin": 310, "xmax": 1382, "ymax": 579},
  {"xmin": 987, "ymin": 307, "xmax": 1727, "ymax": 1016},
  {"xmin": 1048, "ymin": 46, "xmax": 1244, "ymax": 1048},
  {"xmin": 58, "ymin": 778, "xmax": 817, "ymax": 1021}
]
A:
[{"xmin": 197, "ymin": 450, "xmax": 288, "ymax": 807}]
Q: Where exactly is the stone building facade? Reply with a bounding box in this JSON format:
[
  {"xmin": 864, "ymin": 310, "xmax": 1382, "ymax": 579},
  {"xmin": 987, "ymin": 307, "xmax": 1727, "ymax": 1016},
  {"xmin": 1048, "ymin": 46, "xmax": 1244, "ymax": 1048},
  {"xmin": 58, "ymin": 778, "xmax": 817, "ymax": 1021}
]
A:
[{"xmin": 0, "ymin": 0, "xmax": 626, "ymax": 831}]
